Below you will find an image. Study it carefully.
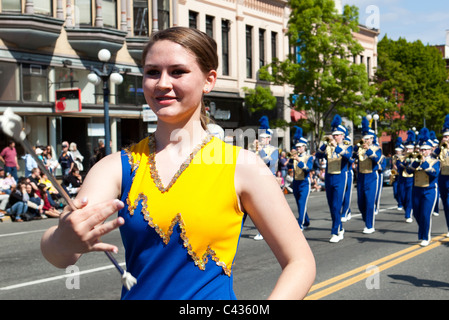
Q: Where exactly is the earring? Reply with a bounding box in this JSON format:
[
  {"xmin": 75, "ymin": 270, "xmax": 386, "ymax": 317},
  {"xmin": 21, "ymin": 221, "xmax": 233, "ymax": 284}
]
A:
[{"xmin": 204, "ymin": 87, "xmax": 210, "ymax": 93}]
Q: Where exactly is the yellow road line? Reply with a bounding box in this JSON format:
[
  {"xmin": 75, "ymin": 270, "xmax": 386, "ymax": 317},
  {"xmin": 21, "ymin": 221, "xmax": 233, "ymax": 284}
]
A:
[{"xmin": 306, "ymin": 234, "xmax": 449, "ymax": 300}]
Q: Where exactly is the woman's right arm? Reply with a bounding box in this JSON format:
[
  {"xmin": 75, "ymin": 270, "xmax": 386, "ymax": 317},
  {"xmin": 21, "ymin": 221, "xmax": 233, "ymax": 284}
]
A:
[{"xmin": 40, "ymin": 152, "xmax": 124, "ymax": 268}]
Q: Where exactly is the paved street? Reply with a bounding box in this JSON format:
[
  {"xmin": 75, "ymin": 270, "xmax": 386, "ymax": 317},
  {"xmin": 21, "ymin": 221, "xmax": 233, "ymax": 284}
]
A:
[{"xmin": 1, "ymin": 185, "xmax": 449, "ymax": 301}]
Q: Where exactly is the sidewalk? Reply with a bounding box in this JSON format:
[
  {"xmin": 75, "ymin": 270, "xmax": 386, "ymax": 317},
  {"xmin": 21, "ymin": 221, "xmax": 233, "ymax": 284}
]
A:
[{"xmin": 0, "ymin": 214, "xmax": 11, "ymax": 223}]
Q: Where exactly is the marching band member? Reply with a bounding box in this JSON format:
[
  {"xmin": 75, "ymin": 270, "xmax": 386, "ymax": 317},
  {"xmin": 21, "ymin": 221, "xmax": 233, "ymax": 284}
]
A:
[
  {"xmin": 406, "ymin": 128, "xmax": 440, "ymax": 247},
  {"xmin": 341, "ymin": 130, "xmax": 354, "ymax": 222},
  {"xmin": 391, "ymin": 137, "xmax": 404, "ymax": 210},
  {"xmin": 316, "ymin": 115, "xmax": 353, "ymax": 243},
  {"xmin": 434, "ymin": 115, "xmax": 449, "ymax": 236},
  {"xmin": 397, "ymin": 131, "xmax": 416, "ymax": 223},
  {"xmin": 430, "ymin": 131, "xmax": 440, "ymax": 217},
  {"xmin": 256, "ymin": 116, "xmax": 279, "ymax": 175},
  {"xmin": 374, "ymin": 135, "xmax": 386, "ymax": 216},
  {"xmin": 354, "ymin": 117, "xmax": 382, "ymax": 234},
  {"xmin": 253, "ymin": 116, "xmax": 279, "ymax": 240},
  {"xmin": 290, "ymin": 127, "xmax": 314, "ymax": 230}
]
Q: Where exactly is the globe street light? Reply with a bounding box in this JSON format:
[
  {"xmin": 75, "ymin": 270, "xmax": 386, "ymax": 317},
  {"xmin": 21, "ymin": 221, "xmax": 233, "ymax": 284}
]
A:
[{"xmin": 87, "ymin": 49, "xmax": 123, "ymax": 155}]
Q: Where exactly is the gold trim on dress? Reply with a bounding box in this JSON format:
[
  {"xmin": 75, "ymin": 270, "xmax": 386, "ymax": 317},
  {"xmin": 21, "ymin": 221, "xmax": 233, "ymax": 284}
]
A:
[{"xmin": 148, "ymin": 133, "xmax": 213, "ymax": 193}]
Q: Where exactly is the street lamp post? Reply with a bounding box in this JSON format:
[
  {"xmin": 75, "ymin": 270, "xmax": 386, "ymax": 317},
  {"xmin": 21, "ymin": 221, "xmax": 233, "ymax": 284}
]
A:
[{"xmin": 87, "ymin": 49, "xmax": 123, "ymax": 155}]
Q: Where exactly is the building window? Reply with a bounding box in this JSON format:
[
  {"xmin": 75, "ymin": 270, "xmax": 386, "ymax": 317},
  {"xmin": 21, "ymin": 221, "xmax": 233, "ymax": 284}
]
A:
[
  {"xmin": 246, "ymin": 25, "xmax": 253, "ymax": 78},
  {"xmin": 206, "ymin": 15, "xmax": 214, "ymax": 38},
  {"xmin": 117, "ymin": 74, "xmax": 145, "ymax": 105},
  {"xmin": 367, "ymin": 57, "xmax": 371, "ymax": 77},
  {"xmin": 2, "ymin": 0, "xmax": 21, "ymax": 11},
  {"xmin": 158, "ymin": 0, "xmax": 170, "ymax": 31},
  {"xmin": 189, "ymin": 11, "xmax": 198, "ymax": 29},
  {"xmin": 133, "ymin": 0, "xmax": 148, "ymax": 36},
  {"xmin": 259, "ymin": 28, "xmax": 265, "ymax": 68},
  {"xmin": 221, "ymin": 19, "xmax": 230, "ymax": 76},
  {"xmin": 75, "ymin": 0, "xmax": 92, "ymax": 26},
  {"xmin": 103, "ymin": 0, "xmax": 117, "ymax": 28},
  {"xmin": 33, "ymin": 0, "xmax": 52, "ymax": 16},
  {"xmin": 0, "ymin": 62, "xmax": 19, "ymax": 101},
  {"xmin": 271, "ymin": 31, "xmax": 277, "ymax": 61},
  {"xmin": 22, "ymin": 64, "xmax": 49, "ymax": 102}
]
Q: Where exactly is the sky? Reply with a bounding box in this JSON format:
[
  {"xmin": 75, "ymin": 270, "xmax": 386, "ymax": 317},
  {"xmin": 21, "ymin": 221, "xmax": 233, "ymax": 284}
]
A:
[{"xmin": 341, "ymin": 0, "xmax": 449, "ymax": 45}]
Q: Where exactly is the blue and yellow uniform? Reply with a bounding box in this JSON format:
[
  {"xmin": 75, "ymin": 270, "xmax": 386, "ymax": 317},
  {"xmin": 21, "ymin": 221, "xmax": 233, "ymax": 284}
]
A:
[
  {"xmin": 391, "ymin": 138, "xmax": 404, "ymax": 210},
  {"xmin": 406, "ymin": 128, "xmax": 440, "ymax": 246},
  {"xmin": 291, "ymin": 127, "xmax": 313, "ymax": 230},
  {"xmin": 316, "ymin": 115, "xmax": 353, "ymax": 242},
  {"xmin": 341, "ymin": 134, "xmax": 354, "ymax": 222},
  {"xmin": 397, "ymin": 131, "xmax": 417, "ymax": 222},
  {"xmin": 119, "ymin": 134, "xmax": 245, "ymax": 299},
  {"xmin": 354, "ymin": 117, "xmax": 382, "ymax": 234},
  {"xmin": 434, "ymin": 115, "xmax": 449, "ymax": 236}
]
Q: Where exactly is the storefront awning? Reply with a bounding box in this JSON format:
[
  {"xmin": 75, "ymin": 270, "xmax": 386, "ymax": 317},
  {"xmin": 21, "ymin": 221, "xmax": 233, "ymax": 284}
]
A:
[{"xmin": 291, "ymin": 109, "xmax": 307, "ymax": 122}]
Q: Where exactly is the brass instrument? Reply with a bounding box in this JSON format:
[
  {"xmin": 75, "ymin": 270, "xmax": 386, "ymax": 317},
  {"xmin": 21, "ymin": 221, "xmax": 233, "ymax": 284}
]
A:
[
  {"xmin": 440, "ymin": 141, "xmax": 448, "ymax": 149},
  {"xmin": 355, "ymin": 139, "xmax": 364, "ymax": 148},
  {"xmin": 322, "ymin": 136, "xmax": 334, "ymax": 145},
  {"xmin": 407, "ymin": 152, "xmax": 422, "ymax": 163},
  {"xmin": 287, "ymin": 149, "xmax": 298, "ymax": 159}
]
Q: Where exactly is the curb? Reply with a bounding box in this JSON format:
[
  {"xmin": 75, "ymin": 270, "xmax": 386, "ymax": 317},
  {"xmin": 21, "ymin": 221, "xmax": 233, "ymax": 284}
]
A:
[{"xmin": 0, "ymin": 215, "xmax": 12, "ymax": 223}]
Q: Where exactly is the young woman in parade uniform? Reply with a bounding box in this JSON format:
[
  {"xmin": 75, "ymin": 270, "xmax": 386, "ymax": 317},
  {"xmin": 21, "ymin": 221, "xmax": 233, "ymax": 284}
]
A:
[
  {"xmin": 397, "ymin": 131, "xmax": 417, "ymax": 223},
  {"xmin": 391, "ymin": 138, "xmax": 404, "ymax": 211},
  {"xmin": 316, "ymin": 115, "xmax": 353, "ymax": 243},
  {"xmin": 433, "ymin": 115, "xmax": 449, "ymax": 237},
  {"xmin": 406, "ymin": 128, "xmax": 440, "ymax": 247},
  {"xmin": 290, "ymin": 127, "xmax": 314, "ymax": 230},
  {"xmin": 353, "ymin": 117, "xmax": 382, "ymax": 234},
  {"xmin": 40, "ymin": 27, "xmax": 315, "ymax": 299},
  {"xmin": 341, "ymin": 133, "xmax": 354, "ymax": 223}
]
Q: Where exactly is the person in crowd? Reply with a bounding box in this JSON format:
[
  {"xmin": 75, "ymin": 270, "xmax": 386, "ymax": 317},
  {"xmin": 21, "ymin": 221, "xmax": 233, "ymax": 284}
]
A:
[
  {"xmin": 62, "ymin": 165, "xmax": 83, "ymax": 198},
  {"xmin": 40, "ymin": 26, "xmax": 315, "ymax": 300},
  {"xmin": 69, "ymin": 142, "xmax": 84, "ymax": 172},
  {"xmin": 0, "ymin": 168, "xmax": 15, "ymax": 194},
  {"xmin": 7, "ymin": 179, "xmax": 29, "ymax": 222},
  {"xmin": 58, "ymin": 141, "xmax": 74, "ymax": 177},
  {"xmin": 22, "ymin": 146, "xmax": 39, "ymax": 177},
  {"xmin": 0, "ymin": 140, "xmax": 20, "ymax": 182},
  {"xmin": 36, "ymin": 183, "xmax": 61, "ymax": 218},
  {"xmin": 25, "ymin": 182, "xmax": 44, "ymax": 219}
]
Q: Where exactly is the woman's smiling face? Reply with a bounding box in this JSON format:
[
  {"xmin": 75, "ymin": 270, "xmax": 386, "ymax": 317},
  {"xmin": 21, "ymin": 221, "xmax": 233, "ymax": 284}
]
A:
[{"xmin": 142, "ymin": 40, "xmax": 216, "ymax": 126}]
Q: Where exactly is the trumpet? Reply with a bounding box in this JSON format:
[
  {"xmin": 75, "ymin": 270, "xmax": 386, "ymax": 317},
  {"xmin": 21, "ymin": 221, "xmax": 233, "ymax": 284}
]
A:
[
  {"xmin": 287, "ymin": 150, "xmax": 298, "ymax": 159},
  {"xmin": 440, "ymin": 141, "xmax": 448, "ymax": 149},
  {"xmin": 355, "ymin": 139, "xmax": 364, "ymax": 148},
  {"xmin": 322, "ymin": 136, "xmax": 334, "ymax": 145},
  {"xmin": 407, "ymin": 152, "xmax": 422, "ymax": 163}
]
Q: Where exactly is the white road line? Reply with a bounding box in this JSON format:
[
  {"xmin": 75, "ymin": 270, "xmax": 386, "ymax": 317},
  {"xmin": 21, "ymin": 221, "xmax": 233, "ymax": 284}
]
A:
[
  {"xmin": 0, "ymin": 229, "xmax": 48, "ymax": 238},
  {"xmin": 0, "ymin": 262, "xmax": 126, "ymax": 291}
]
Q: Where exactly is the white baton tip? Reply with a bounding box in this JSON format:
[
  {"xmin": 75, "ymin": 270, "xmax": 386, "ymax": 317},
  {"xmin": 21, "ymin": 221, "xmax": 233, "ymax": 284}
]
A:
[
  {"xmin": 0, "ymin": 107, "xmax": 26, "ymax": 141},
  {"xmin": 121, "ymin": 271, "xmax": 137, "ymax": 290}
]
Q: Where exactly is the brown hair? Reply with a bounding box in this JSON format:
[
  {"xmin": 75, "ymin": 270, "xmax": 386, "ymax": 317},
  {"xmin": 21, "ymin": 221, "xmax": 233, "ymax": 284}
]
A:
[{"xmin": 142, "ymin": 27, "xmax": 219, "ymax": 129}]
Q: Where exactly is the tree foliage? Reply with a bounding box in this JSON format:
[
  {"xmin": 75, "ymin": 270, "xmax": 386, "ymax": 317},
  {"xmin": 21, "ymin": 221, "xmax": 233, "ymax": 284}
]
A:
[
  {"xmin": 242, "ymin": 85, "xmax": 277, "ymax": 113},
  {"xmin": 259, "ymin": 0, "xmax": 377, "ymax": 149},
  {"xmin": 376, "ymin": 36, "xmax": 449, "ymax": 135}
]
